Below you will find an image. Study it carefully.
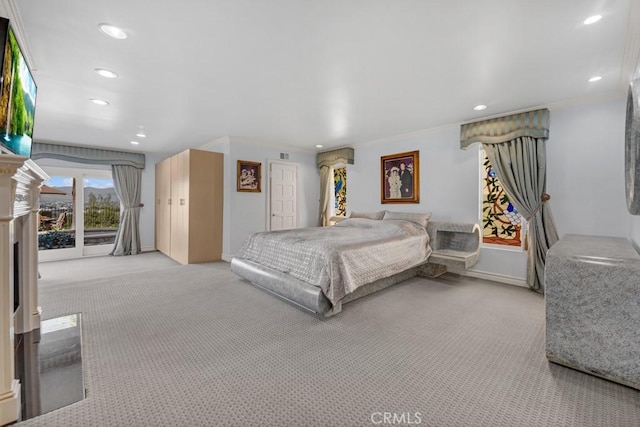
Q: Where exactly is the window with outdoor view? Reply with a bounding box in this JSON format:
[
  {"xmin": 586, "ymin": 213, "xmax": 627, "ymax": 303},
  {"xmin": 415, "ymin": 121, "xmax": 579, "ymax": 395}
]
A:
[
  {"xmin": 39, "ymin": 175, "xmax": 76, "ymax": 251},
  {"xmin": 39, "ymin": 171, "xmax": 119, "ymax": 254},
  {"xmin": 481, "ymin": 150, "xmax": 524, "ymax": 247},
  {"xmin": 83, "ymin": 177, "xmax": 119, "ymax": 246}
]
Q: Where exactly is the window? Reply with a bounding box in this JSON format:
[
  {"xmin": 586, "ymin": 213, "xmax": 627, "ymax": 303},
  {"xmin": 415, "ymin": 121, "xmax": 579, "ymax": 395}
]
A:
[
  {"xmin": 39, "ymin": 166, "xmax": 119, "ymax": 260},
  {"xmin": 83, "ymin": 176, "xmax": 119, "ymax": 247},
  {"xmin": 39, "ymin": 175, "xmax": 76, "ymax": 250},
  {"xmin": 334, "ymin": 167, "xmax": 347, "ymax": 217},
  {"xmin": 480, "ymin": 149, "xmax": 524, "ymax": 248}
]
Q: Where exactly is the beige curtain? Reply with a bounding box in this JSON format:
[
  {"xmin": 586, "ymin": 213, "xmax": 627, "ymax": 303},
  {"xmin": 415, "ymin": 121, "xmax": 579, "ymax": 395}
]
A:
[
  {"xmin": 317, "ymin": 148, "xmax": 354, "ymax": 226},
  {"xmin": 461, "ymin": 109, "xmax": 558, "ymax": 293},
  {"xmin": 483, "ymin": 137, "xmax": 559, "ymax": 292},
  {"xmin": 318, "ymin": 166, "xmax": 333, "ymax": 226},
  {"xmin": 110, "ymin": 165, "xmax": 142, "ymax": 256}
]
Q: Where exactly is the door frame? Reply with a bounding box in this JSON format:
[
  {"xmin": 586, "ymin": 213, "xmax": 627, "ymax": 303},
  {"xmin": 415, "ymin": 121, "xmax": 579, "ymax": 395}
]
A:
[{"xmin": 266, "ymin": 160, "xmax": 299, "ymax": 231}]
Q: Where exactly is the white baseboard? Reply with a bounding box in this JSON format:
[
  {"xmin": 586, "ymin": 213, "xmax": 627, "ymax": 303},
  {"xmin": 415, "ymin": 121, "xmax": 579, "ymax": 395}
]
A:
[
  {"xmin": 221, "ymin": 254, "xmax": 234, "ymax": 263},
  {"xmin": 141, "ymin": 246, "xmax": 157, "ymax": 253},
  {"xmin": 461, "ymin": 269, "xmax": 528, "ymax": 288}
]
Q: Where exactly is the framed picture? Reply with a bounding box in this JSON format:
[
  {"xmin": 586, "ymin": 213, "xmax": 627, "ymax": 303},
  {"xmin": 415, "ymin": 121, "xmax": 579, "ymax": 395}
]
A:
[
  {"xmin": 381, "ymin": 150, "xmax": 419, "ymax": 204},
  {"xmin": 237, "ymin": 160, "xmax": 261, "ymax": 192}
]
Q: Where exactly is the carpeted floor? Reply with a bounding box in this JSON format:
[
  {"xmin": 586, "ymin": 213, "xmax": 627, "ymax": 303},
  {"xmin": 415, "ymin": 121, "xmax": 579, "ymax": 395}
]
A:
[
  {"xmin": 20, "ymin": 254, "xmax": 640, "ymax": 426},
  {"xmin": 38, "ymin": 251, "xmax": 180, "ymax": 288}
]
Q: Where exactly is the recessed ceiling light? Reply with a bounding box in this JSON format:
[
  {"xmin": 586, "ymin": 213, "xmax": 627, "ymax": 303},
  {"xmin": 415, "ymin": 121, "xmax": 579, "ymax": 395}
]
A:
[
  {"xmin": 90, "ymin": 98, "xmax": 109, "ymax": 106},
  {"xmin": 98, "ymin": 23, "xmax": 127, "ymax": 39},
  {"xmin": 130, "ymin": 141, "xmax": 140, "ymax": 145},
  {"xmin": 584, "ymin": 15, "xmax": 602, "ymax": 25},
  {"xmin": 315, "ymin": 144, "xmax": 324, "ymax": 148},
  {"xmin": 94, "ymin": 68, "xmax": 118, "ymax": 79},
  {"xmin": 589, "ymin": 76, "xmax": 602, "ymax": 82},
  {"xmin": 135, "ymin": 132, "xmax": 147, "ymax": 138},
  {"xmin": 473, "ymin": 104, "xmax": 487, "ymax": 111}
]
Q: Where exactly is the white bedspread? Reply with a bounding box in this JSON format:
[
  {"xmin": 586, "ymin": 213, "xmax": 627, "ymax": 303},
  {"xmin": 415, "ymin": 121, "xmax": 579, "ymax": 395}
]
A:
[{"xmin": 235, "ymin": 218, "xmax": 432, "ymax": 305}]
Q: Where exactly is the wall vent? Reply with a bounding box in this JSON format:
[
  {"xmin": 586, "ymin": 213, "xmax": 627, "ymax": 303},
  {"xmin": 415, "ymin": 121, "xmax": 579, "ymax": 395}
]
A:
[{"xmin": 280, "ymin": 153, "xmax": 289, "ymax": 160}]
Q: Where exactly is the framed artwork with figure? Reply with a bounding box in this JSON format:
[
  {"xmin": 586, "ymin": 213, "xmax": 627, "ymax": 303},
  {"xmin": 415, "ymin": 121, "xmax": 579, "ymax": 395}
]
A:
[
  {"xmin": 381, "ymin": 150, "xmax": 419, "ymax": 204},
  {"xmin": 237, "ymin": 160, "xmax": 261, "ymax": 192}
]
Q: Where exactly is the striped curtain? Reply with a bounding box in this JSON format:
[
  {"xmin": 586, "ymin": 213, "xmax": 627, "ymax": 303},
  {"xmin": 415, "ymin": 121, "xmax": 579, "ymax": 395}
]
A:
[
  {"xmin": 460, "ymin": 109, "xmax": 558, "ymax": 293},
  {"xmin": 316, "ymin": 147, "xmax": 354, "ymax": 168},
  {"xmin": 32, "ymin": 142, "xmax": 145, "ymax": 169},
  {"xmin": 460, "ymin": 109, "xmax": 550, "ymax": 148}
]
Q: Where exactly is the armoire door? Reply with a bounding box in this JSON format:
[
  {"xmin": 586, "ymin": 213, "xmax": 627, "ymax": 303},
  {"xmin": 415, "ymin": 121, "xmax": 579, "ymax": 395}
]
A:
[
  {"xmin": 170, "ymin": 150, "xmax": 190, "ymax": 264},
  {"xmin": 155, "ymin": 158, "xmax": 172, "ymax": 255}
]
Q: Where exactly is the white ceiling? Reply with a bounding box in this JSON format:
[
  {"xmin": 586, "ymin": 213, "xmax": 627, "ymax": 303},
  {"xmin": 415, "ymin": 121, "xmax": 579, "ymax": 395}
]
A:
[{"xmin": 3, "ymin": 0, "xmax": 640, "ymax": 154}]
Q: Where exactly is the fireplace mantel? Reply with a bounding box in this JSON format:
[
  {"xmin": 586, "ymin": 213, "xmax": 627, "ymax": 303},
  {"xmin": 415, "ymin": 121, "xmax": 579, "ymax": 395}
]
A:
[{"xmin": 0, "ymin": 154, "xmax": 48, "ymax": 426}]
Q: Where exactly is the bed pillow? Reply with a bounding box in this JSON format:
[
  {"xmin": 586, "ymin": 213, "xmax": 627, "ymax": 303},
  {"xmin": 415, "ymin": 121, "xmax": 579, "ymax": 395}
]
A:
[
  {"xmin": 383, "ymin": 211, "xmax": 432, "ymax": 228},
  {"xmin": 349, "ymin": 211, "xmax": 385, "ymax": 220}
]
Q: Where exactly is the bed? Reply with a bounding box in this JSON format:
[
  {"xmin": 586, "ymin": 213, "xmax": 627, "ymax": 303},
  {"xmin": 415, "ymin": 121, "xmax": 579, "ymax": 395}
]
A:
[{"xmin": 231, "ymin": 212, "xmax": 480, "ymax": 316}]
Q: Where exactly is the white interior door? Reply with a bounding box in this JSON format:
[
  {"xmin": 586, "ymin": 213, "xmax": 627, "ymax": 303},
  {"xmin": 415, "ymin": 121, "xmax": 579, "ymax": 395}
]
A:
[{"xmin": 270, "ymin": 162, "xmax": 297, "ymax": 230}]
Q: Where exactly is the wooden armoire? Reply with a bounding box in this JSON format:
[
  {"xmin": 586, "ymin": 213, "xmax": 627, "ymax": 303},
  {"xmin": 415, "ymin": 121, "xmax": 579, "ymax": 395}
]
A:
[{"xmin": 155, "ymin": 149, "xmax": 223, "ymax": 264}]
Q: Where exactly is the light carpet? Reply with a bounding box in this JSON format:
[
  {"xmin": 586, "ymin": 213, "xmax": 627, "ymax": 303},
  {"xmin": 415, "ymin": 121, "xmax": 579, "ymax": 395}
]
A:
[{"xmin": 19, "ymin": 258, "xmax": 640, "ymax": 426}]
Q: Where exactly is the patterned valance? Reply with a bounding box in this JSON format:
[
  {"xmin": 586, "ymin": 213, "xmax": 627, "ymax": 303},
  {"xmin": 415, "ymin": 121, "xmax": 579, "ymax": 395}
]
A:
[
  {"xmin": 316, "ymin": 147, "xmax": 354, "ymax": 168},
  {"xmin": 32, "ymin": 142, "xmax": 146, "ymax": 169},
  {"xmin": 460, "ymin": 108, "xmax": 550, "ymax": 149}
]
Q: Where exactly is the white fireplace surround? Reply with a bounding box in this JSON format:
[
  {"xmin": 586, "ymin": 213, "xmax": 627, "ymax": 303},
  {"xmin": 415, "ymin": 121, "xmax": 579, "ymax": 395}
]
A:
[{"xmin": 0, "ymin": 154, "xmax": 48, "ymax": 426}]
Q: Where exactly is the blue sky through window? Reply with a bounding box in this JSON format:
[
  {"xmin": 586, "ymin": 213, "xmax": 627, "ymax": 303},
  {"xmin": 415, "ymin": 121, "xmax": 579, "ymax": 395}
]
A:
[
  {"xmin": 45, "ymin": 176, "xmax": 114, "ymax": 189},
  {"xmin": 83, "ymin": 178, "xmax": 114, "ymax": 189}
]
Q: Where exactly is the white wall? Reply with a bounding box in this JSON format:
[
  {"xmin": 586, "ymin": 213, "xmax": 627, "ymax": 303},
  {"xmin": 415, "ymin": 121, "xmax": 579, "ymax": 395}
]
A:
[
  {"xmin": 347, "ymin": 96, "xmax": 633, "ymax": 282},
  {"xmin": 547, "ymin": 97, "xmax": 640, "ymax": 253},
  {"xmin": 547, "ymin": 98, "xmax": 630, "ymax": 239},
  {"xmin": 201, "ymin": 137, "xmax": 319, "ymax": 258},
  {"xmin": 348, "ymin": 125, "xmax": 528, "ymax": 281},
  {"xmin": 34, "ymin": 97, "xmax": 635, "ymax": 273}
]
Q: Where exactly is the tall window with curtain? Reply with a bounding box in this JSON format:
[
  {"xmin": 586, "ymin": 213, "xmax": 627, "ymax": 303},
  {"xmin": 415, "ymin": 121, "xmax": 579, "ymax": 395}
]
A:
[
  {"xmin": 316, "ymin": 148, "xmax": 354, "ymax": 226},
  {"xmin": 32, "ymin": 142, "xmax": 145, "ymax": 257},
  {"xmin": 461, "ymin": 109, "xmax": 558, "ymax": 293}
]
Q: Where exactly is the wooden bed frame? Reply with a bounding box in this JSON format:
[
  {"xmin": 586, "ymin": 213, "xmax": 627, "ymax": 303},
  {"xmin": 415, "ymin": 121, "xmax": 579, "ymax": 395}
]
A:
[{"xmin": 230, "ymin": 221, "xmax": 480, "ymax": 316}]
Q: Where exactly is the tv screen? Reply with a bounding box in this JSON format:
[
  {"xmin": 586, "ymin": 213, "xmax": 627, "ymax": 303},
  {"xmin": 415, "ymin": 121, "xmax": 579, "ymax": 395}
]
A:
[{"xmin": 0, "ymin": 21, "xmax": 37, "ymax": 158}]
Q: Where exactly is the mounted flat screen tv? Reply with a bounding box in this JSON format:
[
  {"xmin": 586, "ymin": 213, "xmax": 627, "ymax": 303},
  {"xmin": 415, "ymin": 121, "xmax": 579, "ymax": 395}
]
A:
[{"xmin": 0, "ymin": 17, "xmax": 37, "ymax": 158}]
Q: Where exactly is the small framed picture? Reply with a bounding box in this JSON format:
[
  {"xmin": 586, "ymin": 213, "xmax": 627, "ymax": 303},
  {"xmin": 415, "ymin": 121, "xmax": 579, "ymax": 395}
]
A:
[
  {"xmin": 381, "ymin": 150, "xmax": 419, "ymax": 204},
  {"xmin": 237, "ymin": 160, "xmax": 261, "ymax": 192}
]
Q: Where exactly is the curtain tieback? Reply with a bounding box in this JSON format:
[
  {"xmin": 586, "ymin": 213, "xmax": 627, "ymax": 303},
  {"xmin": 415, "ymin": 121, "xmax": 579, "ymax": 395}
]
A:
[
  {"xmin": 524, "ymin": 193, "xmax": 550, "ymax": 222},
  {"xmin": 523, "ymin": 194, "xmax": 550, "ymax": 250}
]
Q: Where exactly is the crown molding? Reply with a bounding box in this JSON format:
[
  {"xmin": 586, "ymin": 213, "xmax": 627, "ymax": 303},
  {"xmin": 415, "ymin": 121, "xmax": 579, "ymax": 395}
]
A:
[
  {"xmin": 350, "ymin": 123, "xmax": 460, "ymax": 150},
  {"xmin": 227, "ymin": 136, "xmax": 316, "ymax": 154}
]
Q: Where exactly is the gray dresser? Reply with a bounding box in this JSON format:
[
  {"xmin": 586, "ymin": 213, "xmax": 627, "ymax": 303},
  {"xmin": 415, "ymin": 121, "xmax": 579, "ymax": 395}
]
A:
[{"xmin": 545, "ymin": 234, "xmax": 640, "ymax": 390}]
